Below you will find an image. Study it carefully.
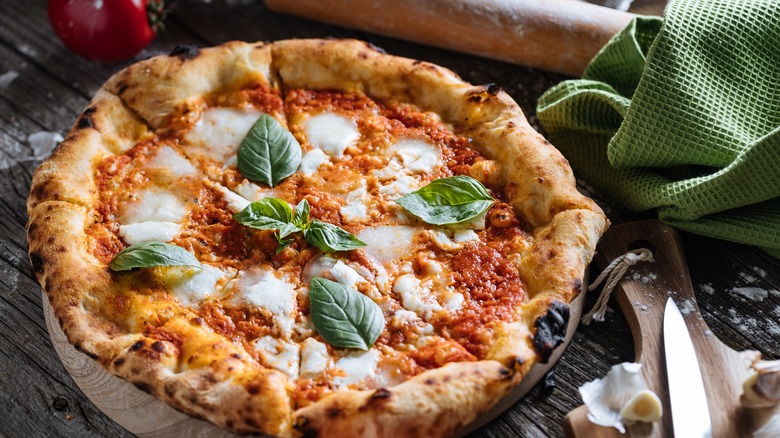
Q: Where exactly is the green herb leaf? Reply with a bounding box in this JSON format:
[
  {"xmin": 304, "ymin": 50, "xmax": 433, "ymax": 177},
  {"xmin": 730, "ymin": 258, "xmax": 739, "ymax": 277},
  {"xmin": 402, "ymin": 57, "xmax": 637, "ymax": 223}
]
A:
[
  {"xmin": 294, "ymin": 199, "xmax": 310, "ymax": 228},
  {"xmin": 304, "ymin": 220, "xmax": 366, "ymax": 252},
  {"xmin": 237, "ymin": 114, "xmax": 302, "ymax": 187},
  {"xmin": 109, "ymin": 242, "xmax": 202, "ymax": 272},
  {"xmin": 309, "ymin": 277, "xmax": 385, "ymax": 350},
  {"xmin": 234, "ymin": 198, "xmax": 300, "ymax": 238},
  {"xmin": 395, "ymin": 175, "xmax": 494, "ymax": 225}
]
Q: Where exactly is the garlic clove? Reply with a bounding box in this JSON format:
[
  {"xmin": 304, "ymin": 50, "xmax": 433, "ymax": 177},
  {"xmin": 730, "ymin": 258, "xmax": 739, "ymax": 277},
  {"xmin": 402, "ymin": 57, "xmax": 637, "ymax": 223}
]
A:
[
  {"xmin": 620, "ymin": 389, "xmax": 663, "ymax": 423},
  {"xmin": 579, "ymin": 362, "xmax": 650, "ymax": 433}
]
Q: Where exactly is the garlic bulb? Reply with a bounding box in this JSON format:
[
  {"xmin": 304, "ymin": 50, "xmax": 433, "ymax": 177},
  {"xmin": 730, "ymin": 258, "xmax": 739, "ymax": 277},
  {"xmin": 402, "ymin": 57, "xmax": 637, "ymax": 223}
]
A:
[
  {"xmin": 741, "ymin": 351, "xmax": 780, "ymax": 408},
  {"xmin": 579, "ymin": 362, "xmax": 662, "ymax": 433}
]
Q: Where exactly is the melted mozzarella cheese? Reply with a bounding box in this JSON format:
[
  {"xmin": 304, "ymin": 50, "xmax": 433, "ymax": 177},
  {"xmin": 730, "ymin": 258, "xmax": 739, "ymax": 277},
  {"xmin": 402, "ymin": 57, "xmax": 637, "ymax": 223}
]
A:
[
  {"xmin": 332, "ymin": 349, "xmax": 381, "ymax": 387},
  {"xmin": 184, "ymin": 108, "xmax": 262, "ymax": 162},
  {"xmin": 234, "ymin": 180, "xmax": 275, "ymax": 202},
  {"xmin": 165, "ymin": 264, "xmax": 228, "ymax": 307},
  {"xmin": 371, "ymin": 158, "xmax": 403, "ymax": 181},
  {"xmin": 339, "ymin": 185, "xmax": 370, "ymax": 223},
  {"xmin": 147, "ymin": 146, "xmax": 197, "ymax": 178},
  {"xmin": 303, "ymin": 113, "xmax": 359, "ymax": 159},
  {"xmin": 444, "ymin": 291, "xmax": 465, "ymax": 311},
  {"xmin": 303, "ymin": 255, "xmax": 337, "ymax": 285},
  {"xmin": 255, "ymin": 336, "xmax": 300, "ymax": 379},
  {"xmin": 428, "ymin": 229, "xmax": 480, "ymax": 251},
  {"xmin": 121, "ymin": 188, "xmax": 189, "ymax": 224},
  {"xmin": 300, "ymin": 338, "xmax": 330, "ymax": 378},
  {"xmin": 330, "ymin": 260, "xmax": 367, "ymax": 290},
  {"xmin": 118, "ymin": 221, "xmax": 180, "ymax": 245},
  {"xmin": 299, "ymin": 149, "xmax": 330, "ymax": 175},
  {"xmin": 379, "ymin": 175, "xmax": 419, "ymax": 199},
  {"xmin": 390, "ymin": 139, "xmax": 441, "ymax": 174},
  {"xmin": 393, "ymin": 274, "xmax": 443, "ymax": 319},
  {"xmin": 357, "ymin": 225, "xmax": 419, "ymax": 266},
  {"xmin": 233, "ymin": 269, "xmax": 297, "ymax": 337},
  {"xmin": 214, "ymin": 183, "xmax": 251, "ymax": 213}
]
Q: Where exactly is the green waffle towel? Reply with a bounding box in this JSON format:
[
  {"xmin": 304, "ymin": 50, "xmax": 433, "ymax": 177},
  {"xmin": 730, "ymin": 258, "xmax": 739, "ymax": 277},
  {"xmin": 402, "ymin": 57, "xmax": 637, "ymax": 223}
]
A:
[{"xmin": 537, "ymin": 0, "xmax": 780, "ymax": 257}]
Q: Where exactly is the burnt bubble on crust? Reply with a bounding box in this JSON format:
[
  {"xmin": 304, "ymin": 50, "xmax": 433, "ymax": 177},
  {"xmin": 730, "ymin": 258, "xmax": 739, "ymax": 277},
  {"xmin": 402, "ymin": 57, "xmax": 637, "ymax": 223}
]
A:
[
  {"xmin": 76, "ymin": 107, "xmax": 96, "ymax": 129},
  {"xmin": 532, "ymin": 300, "xmax": 570, "ymax": 363},
  {"xmin": 169, "ymin": 44, "xmax": 200, "ymax": 59}
]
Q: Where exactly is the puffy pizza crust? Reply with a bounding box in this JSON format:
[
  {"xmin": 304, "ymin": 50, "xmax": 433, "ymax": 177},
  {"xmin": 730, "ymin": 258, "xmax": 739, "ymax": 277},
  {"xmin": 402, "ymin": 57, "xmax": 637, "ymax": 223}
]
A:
[{"xmin": 27, "ymin": 39, "xmax": 608, "ymax": 437}]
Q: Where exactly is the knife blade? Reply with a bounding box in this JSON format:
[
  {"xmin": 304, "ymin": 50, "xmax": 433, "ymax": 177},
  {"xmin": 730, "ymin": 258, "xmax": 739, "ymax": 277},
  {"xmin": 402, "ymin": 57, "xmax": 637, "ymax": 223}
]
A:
[{"xmin": 664, "ymin": 297, "xmax": 713, "ymax": 437}]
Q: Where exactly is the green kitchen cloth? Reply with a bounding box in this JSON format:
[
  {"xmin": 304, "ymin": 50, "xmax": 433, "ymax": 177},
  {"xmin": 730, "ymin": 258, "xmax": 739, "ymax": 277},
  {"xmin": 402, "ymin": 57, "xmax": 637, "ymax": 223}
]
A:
[{"xmin": 537, "ymin": 0, "xmax": 780, "ymax": 257}]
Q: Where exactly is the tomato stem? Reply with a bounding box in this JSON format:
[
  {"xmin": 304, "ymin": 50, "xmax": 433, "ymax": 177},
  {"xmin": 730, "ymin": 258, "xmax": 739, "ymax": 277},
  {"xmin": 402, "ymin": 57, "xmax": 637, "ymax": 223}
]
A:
[{"xmin": 147, "ymin": 0, "xmax": 167, "ymax": 34}]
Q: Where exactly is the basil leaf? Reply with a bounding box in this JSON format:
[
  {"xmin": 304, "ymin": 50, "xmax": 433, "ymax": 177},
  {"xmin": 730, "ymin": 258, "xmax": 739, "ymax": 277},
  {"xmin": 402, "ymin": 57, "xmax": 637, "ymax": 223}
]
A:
[
  {"xmin": 237, "ymin": 114, "xmax": 302, "ymax": 187},
  {"xmin": 109, "ymin": 242, "xmax": 202, "ymax": 272},
  {"xmin": 234, "ymin": 198, "xmax": 300, "ymax": 238},
  {"xmin": 395, "ymin": 175, "xmax": 494, "ymax": 225},
  {"xmin": 309, "ymin": 277, "xmax": 384, "ymax": 350},
  {"xmin": 303, "ymin": 220, "xmax": 366, "ymax": 252},
  {"xmin": 294, "ymin": 199, "xmax": 310, "ymax": 228}
]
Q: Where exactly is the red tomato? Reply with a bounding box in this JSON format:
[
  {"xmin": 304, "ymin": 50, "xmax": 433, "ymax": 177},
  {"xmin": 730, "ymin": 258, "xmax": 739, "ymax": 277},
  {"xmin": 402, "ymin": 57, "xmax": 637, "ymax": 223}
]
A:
[{"xmin": 48, "ymin": 0, "xmax": 165, "ymax": 62}]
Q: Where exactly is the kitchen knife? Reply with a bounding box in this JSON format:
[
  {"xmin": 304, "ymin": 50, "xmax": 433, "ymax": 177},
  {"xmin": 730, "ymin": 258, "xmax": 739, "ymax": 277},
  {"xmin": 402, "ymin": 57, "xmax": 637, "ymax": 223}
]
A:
[{"xmin": 664, "ymin": 297, "xmax": 712, "ymax": 437}]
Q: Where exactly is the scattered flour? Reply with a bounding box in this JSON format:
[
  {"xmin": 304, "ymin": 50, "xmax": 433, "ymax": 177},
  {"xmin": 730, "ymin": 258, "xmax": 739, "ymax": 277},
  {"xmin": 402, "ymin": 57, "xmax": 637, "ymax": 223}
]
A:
[
  {"xmin": 751, "ymin": 266, "xmax": 768, "ymax": 278},
  {"xmin": 0, "ymin": 70, "xmax": 19, "ymax": 88},
  {"xmin": 699, "ymin": 283, "xmax": 715, "ymax": 295},
  {"xmin": 630, "ymin": 271, "xmax": 657, "ymax": 284},
  {"xmin": 738, "ymin": 271, "xmax": 758, "ymax": 284},
  {"xmin": 703, "ymin": 329, "xmax": 713, "ymax": 337},
  {"xmin": 678, "ymin": 299, "xmax": 695, "ymax": 316},
  {"xmin": 731, "ymin": 287, "xmax": 769, "ymax": 302}
]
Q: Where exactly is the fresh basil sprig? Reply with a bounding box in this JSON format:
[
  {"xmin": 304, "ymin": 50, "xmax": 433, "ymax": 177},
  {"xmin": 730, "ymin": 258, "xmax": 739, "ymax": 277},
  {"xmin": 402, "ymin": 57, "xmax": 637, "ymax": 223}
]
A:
[
  {"xmin": 395, "ymin": 175, "xmax": 494, "ymax": 225},
  {"xmin": 309, "ymin": 277, "xmax": 384, "ymax": 350},
  {"xmin": 109, "ymin": 242, "xmax": 202, "ymax": 272},
  {"xmin": 234, "ymin": 198, "xmax": 366, "ymax": 253},
  {"xmin": 237, "ymin": 114, "xmax": 302, "ymax": 187}
]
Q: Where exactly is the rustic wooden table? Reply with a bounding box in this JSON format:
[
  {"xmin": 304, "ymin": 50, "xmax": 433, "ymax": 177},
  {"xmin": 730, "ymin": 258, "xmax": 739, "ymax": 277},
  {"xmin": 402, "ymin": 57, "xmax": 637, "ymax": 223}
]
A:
[{"xmin": 1, "ymin": 1, "xmax": 778, "ymax": 437}]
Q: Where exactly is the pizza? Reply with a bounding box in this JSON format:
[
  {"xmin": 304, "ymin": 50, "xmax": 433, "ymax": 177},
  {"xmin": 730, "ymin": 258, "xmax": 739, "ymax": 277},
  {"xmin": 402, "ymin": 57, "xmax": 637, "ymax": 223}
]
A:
[{"xmin": 27, "ymin": 39, "xmax": 607, "ymax": 437}]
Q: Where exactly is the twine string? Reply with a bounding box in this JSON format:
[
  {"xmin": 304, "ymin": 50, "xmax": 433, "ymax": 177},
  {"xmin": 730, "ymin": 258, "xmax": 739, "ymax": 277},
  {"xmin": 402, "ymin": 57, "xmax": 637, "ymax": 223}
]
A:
[{"xmin": 582, "ymin": 248, "xmax": 654, "ymax": 325}]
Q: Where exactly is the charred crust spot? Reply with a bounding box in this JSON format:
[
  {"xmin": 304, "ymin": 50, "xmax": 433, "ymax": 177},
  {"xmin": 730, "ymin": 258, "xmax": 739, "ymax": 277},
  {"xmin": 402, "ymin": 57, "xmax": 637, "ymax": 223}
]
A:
[
  {"xmin": 76, "ymin": 108, "xmax": 96, "ymax": 129},
  {"xmin": 533, "ymin": 300, "xmax": 570, "ymax": 363},
  {"xmin": 226, "ymin": 419, "xmax": 234, "ymax": 429},
  {"xmin": 30, "ymin": 252, "xmax": 44, "ymax": 275},
  {"xmin": 485, "ymin": 83, "xmax": 501, "ymax": 94},
  {"xmin": 244, "ymin": 418, "xmax": 258, "ymax": 428},
  {"xmin": 425, "ymin": 378, "xmax": 435, "ymax": 385},
  {"xmin": 547, "ymin": 249, "xmax": 557, "ymax": 260},
  {"xmin": 113, "ymin": 357, "xmax": 125, "ymax": 367},
  {"xmin": 202, "ymin": 373, "xmax": 217, "ymax": 384},
  {"xmin": 170, "ymin": 45, "xmax": 200, "ymax": 59},
  {"xmin": 371, "ymin": 388, "xmax": 392, "ymax": 400},
  {"xmin": 498, "ymin": 367, "xmax": 513, "ymax": 378},
  {"xmin": 56, "ymin": 246, "xmax": 66, "ymax": 253},
  {"xmin": 572, "ymin": 278, "xmax": 583, "ymax": 292},
  {"xmin": 46, "ymin": 236, "xmax": 55, "ymax": 244},
  {"xmin": 73, "ymin": 342, "xmax": 99, "ymax": 360},
  {"xmin": 151, "ymin": 341, "xmax": 165, "ymax": 353},
  {"xmin": 135, "ymin": 382, "xmax": 153, "ymax": 394},
  {"xmin": 164, "ymin": 385, "xmax": 175, "ymax": 399},
  {"xmin": 117, "ymin": 82, "xmax": 129, "ymax": 95},
  {"xmin": 231, "ymin": 353, "xmax": 242, "ymax": 360},
  {"xmin": 130, "ymin": 340, "xmax": 144, "ymax": 351},
  {"xmin": 326, "ymin": 407, "xmax": 342, "ymax": 418},
  {"xmin": 246, "ymin": 382, "xmax": 262, "ymax": 395}
]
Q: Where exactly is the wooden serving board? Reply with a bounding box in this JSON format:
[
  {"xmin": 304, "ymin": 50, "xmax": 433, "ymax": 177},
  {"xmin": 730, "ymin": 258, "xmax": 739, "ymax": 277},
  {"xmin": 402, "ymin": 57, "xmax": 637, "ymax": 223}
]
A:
[
  {"xmin": 43, "ymin": 282, "xmax": 586, "ymax": 437},
  {"xmin": 564, "ymin": 221, "xmax": 779, "ymax": 438}
]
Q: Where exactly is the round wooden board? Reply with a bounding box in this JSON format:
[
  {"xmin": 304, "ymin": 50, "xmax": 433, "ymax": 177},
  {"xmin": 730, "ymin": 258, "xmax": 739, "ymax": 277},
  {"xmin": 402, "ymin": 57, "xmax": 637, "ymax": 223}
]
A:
[{"xmin": 44, "ymin": 290, "xmax": 585, "ymax": 437}]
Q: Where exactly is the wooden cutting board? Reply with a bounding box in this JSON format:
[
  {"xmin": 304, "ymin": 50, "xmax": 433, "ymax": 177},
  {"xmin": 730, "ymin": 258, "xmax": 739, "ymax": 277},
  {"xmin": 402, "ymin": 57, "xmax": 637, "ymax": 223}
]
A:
[
  {"xmin": 564, "ymin": 221, "xmax": 779, "ymax": 437},
  {"xmin": 43, "ymin": 282, "xmax": 586, "ymax": 437}
]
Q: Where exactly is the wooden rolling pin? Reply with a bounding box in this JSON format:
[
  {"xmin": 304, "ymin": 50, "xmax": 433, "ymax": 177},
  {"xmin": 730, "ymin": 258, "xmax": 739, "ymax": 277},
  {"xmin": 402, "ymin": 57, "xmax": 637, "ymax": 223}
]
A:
[{"xmin": 265, "ymin": 0, "xmax": 635, "ymax": 76}]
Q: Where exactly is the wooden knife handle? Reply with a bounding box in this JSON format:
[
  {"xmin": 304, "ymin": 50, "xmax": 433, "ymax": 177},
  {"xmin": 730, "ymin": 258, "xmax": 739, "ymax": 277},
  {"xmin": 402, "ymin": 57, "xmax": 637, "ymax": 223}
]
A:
[{"xmin": 265, "ymin": 0, "xmax": 635, "ymax": 76}]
